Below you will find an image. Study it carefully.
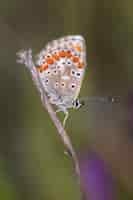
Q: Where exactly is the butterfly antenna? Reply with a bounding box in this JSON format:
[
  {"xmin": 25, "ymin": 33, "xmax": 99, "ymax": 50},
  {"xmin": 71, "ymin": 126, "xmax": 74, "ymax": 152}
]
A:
[{"xmin": 80, "ymin": 96, "xmax": 121, "ymax": 107}]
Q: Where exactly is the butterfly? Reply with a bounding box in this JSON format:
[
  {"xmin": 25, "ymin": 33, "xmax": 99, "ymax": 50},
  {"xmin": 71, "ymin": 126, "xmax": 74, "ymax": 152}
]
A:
[{"xmin": 17, "ymin": 35, "xmax": 87, "ymax": 126}]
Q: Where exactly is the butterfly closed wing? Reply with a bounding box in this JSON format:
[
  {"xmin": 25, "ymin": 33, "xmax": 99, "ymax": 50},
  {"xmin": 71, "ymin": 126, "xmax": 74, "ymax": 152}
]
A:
[{"xmin": 17, "ymin": 35, "xmax": 87, "ymax": 126}]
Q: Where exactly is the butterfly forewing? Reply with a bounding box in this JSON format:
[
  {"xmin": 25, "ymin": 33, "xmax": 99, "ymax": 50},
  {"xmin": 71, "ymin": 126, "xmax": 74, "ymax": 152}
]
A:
[{"xmin": 35, "ymin": 35, "xmax": 87, "ymax": 110}]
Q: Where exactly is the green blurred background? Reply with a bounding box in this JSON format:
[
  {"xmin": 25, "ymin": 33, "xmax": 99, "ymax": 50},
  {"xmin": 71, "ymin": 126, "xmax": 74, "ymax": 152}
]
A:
[{"xmin": 0, "ymin": 0, "xmax": 133, "ymax": 199}]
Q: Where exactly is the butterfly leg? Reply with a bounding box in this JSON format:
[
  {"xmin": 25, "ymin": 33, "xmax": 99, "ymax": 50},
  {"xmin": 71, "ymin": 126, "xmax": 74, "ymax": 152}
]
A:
[
  {"xmin": 55, "ymin": 109, "xmax": 69, "ymax": 127},
  {"xmin": 63, "ymin": 110, "xmax": 69, "ymax": 128},
  {"xmin": 55, "ymin": 109, "xmax": 62, "ymax": 113}
]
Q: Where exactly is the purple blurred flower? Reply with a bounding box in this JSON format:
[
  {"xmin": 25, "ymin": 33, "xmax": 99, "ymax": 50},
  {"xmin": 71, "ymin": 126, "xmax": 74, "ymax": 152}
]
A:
[
  {"xmin": 128, "ymin": 92, "xmax": 133, "ymax": 135},
  {"xmin": 79, "ymin": 152, "xmax": 116, "ymax": 200}
]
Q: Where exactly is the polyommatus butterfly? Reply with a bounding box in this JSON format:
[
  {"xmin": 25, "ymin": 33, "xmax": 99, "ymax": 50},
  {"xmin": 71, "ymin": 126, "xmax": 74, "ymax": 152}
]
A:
[{"xmin": 17, "ymin": 35, "xmax": 86, "ymax": 126}]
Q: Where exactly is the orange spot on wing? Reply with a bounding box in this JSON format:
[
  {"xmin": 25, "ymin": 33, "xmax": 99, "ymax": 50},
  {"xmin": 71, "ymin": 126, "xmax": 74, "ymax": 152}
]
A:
[
  {"xmin": 36, "ymin": 66, "xmax": 41, "ymax": 71},
  {"xmin": 72, "ymin": 56, "xmax": 80, "ymax": 63},
  {"xmin": 59, "ymin": 51, "xmax": 66, "ymax": 57},
  {"xmin": 36, "ymin": 64, "xmax": 48, "ymax": 72},
  {"xmin": 78, "ymin": 62, "xmax": 84, "ymax": 68},
  {"xmin": 66, "ymin": 50, "xmax": 72, "ymax": 58},
  {"xmin": 46, "ymin": 58, "xmax": 54, "ymax": 65},
  {"xmin": 42, "ymin": 63, "xmax": 48, "ymax": 70},
  {"xmin": 75, "ymin": 45, "xmax": 82, "ymax": 52},
  {"xmin": 52, "ymin": 54, "xmax": 60, "ymax": 60},
  {"xmin": 38, "ymin": 66, "xmax": 43, "ymax": 73}
]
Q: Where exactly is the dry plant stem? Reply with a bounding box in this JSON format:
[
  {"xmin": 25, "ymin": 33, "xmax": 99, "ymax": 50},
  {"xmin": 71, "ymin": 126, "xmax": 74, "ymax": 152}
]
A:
[
  {"xmin": 17, "ymin": 49, "xmax": 80, "ymax": 178},
  {"xmin": 41, "ymin": 91, "xmax": 80, "ymax": 178}
]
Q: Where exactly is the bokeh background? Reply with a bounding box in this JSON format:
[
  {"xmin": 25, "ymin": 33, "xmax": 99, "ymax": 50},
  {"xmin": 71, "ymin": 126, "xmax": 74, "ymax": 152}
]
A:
[{"xmin": 0, "ymin": 0, "xmax": 133, "ymax": 199}]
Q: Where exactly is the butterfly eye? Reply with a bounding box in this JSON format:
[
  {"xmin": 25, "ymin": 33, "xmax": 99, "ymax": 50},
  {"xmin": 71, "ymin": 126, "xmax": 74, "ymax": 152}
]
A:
[{"xmin": 72, "ymin": 99, "xmax": 81, "ymax": 109}]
